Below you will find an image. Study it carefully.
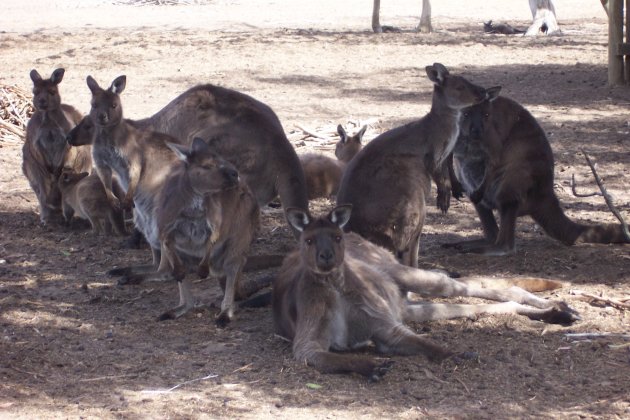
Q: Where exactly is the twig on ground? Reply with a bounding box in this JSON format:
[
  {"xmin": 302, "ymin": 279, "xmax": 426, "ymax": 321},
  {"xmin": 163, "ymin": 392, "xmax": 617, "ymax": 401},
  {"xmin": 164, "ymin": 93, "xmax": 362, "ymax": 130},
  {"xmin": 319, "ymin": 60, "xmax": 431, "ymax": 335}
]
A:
[
  {"xmin": 565, "ymin": 332, "xmax": 630, "ymax": 340},
  {"xmin": 569, "ymin": 289, "xmax": 630, "ymax": 311},
  {"xmin": 141, "ymin": 373, "xmax": 218, "ymax": 394}
]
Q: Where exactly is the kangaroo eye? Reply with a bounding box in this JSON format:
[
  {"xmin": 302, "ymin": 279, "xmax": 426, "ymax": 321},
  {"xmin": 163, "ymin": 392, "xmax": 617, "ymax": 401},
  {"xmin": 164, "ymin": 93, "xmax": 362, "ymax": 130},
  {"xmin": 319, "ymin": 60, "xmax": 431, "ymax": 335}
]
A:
[
  {"xmin": 463, "ymin": 112, "xmax": 469, "ymax": 117},
  {"xmin": 111, "ymin": 103, "xmax": 117, "ymax": 109},
  {"xmin": 484, "ymin": 113, "xmax": 490, "ymax": 118},
  {"xmin": 305, "ymin": 239, "xmax": 313, "ymax": 246},
  {"xmin": 335, "ymin": 236, "xmax": 342, "ymax": 243},
  {"xmin": 48, "ymin": 89, "xmax": 56, "ymax": 95}
]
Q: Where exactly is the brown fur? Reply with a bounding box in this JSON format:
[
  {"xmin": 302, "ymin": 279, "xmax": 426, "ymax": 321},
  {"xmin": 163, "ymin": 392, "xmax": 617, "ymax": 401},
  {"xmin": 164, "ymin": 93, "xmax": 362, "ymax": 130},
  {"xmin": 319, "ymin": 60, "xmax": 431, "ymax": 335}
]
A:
[
  {"xmin": 337, "ymin": 63, "xmax": 489, "ymax": 267},
  {"xmin": 300, "ymin": 125, "xmax": 366, "ymax": 200},
  {"xmin": 22, "ymin": 68, "xmax": 91, "ymax": 224},
  {"xmin": 273, "ymin": 206, "xmax": 578, "ymax": 380},
  {"xmin": 449, "ymin": 95, "xmax": 630, "ymax": 255},
  {"xmin": 57, "ymin": 169, "xmax": 126, "ymax": 236}
]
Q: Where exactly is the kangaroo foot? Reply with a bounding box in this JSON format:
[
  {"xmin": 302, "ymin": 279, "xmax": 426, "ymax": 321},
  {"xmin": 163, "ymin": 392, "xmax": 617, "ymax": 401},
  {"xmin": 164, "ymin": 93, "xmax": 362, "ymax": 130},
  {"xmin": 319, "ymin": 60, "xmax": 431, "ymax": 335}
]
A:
[{"xmin": 368, "ymin": 360, "xmax": 395, "ymax": 383}]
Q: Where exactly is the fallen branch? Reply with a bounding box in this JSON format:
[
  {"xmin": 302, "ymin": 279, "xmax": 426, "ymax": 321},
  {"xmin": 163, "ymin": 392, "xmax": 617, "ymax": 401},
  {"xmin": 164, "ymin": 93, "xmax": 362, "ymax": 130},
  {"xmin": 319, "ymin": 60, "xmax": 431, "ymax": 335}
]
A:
[
  {"xmin": 565, "ymin": 332, "xmax": 630, "ymax": 340},
  {"xmin": 141, "ymin": 373, "xmax": 218, "ymax": 394},
  {"xmin": 580, "ymin": 149, "xmax": 630, "ymax": 242},
  {"xmin": 570, "ymin": 174, "xmax": 601, "ymax": 198},
  {"xmin": 569, "ymin": 289, "xmax": 630, "ymax": 311}
]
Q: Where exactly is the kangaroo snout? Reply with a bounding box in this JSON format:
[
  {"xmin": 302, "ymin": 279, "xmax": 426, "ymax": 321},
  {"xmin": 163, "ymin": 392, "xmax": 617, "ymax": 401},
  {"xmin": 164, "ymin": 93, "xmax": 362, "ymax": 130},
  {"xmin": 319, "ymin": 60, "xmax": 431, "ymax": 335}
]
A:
[{"xmin": 222, "ymin": 166, "xmax": 239, "ymax": 184}]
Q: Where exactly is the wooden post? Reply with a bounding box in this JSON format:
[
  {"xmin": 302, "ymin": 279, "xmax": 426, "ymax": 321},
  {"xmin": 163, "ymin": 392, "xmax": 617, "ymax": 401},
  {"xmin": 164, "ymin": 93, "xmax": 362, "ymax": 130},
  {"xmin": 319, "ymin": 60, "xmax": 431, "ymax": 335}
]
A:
[
  {"xmin": 625, "ymin": 0, "xmax": 630, "ymax": 82},
  {"xmin": 609, "ymin": 0, "xmax": 624, "ymax": 85}
]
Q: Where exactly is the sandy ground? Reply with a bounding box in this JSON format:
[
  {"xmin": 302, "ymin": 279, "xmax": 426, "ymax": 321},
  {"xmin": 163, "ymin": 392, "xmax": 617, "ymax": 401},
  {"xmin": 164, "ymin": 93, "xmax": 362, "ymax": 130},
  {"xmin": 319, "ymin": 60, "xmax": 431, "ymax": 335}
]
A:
[{"xmin": 1, "ymin": 0, "xmax": 629, "ymax": 418}]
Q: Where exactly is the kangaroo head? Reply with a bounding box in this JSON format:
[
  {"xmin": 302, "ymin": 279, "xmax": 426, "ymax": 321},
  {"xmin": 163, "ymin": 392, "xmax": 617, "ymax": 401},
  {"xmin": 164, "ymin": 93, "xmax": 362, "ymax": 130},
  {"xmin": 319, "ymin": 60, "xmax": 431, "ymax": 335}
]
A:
[
  {"xmin": 460, "ymin": 86, "xmax": 502, "ymax": 140},
  {"xmin": 287, "ymin": 205, "xmax": 352, "ymax": 275},
  {"xmin": 58, "ymin": 168, "xmax": 90, "ymax": 190},
  {"xmin": 66, "ymin": 116, "xmax": 95, "ymax": 146},
  {"xmin": 167, "ymin": 137, "xmax": 240, "ymax": 195},
  {"xmin": 30, "ymin": 68, "xmax": 65, "ymax": 111},
  {"xmin": 426, "ymin": 63, "xmax": 488, "ymax": 110},
  {"xmin": 335, "ymin": 125, "xmax": 366, "ymax": 163},
  {"xmin": 86, "ymin": 75, "xmax": 126, "ymax": 127}
]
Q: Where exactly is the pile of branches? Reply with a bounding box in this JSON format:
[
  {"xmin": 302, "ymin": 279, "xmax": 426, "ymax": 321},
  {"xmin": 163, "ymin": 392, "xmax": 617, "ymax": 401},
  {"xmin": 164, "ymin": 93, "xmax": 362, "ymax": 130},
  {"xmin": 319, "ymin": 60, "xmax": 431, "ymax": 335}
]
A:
[{"xmin": 0, "ymin": 85, "xmax": 33, "ymax": 144}]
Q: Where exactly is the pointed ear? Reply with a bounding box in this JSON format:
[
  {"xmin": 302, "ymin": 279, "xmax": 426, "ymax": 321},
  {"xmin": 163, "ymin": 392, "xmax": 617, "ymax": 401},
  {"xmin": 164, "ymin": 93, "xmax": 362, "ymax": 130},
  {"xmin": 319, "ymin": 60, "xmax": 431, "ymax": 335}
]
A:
[
  {"xmin": 166, "ymin": 141, "xmax": 191, "ymax": 162},
  {"xmin": 337, "ymin": 124, "xmax": 348, "ymax": 143},
  {"xmin": 486, "ymin": 86, "xmax": 502, "ymax": 101},
  {"xmin": 110, "ymin": 76, "xmax": 126, "ymax": 94},
  {"xmin": 30, "ymin": 69, "xmax": 42, "ymax": 84},
  {"xmin": 51, "ymin": 68, "xmax": 65, "ymax": 84},
  {"xmin": 77, "ymin": 171, "xmax": 90, "ymax": 181},
  {"xmin": 356, "ymin": 125, "xmax": 367, "ymax": 141},
  {"xmin": 329, "ymin": 204, "xmax": 352, "ymax": 229},
  {"xmin": 286, "ymin": 208, "xmax": 311, "ymax": 233},
  {"xmin": 86, "ymin": 76, "xmax": 101, "ymax": 95},
  {"xmin": 426, "ymin": 63, "xmax": 449, "ymax": 85},
  {"xmin": 190, "ymin": 137, "xmax": 209, "ymax": 155}
]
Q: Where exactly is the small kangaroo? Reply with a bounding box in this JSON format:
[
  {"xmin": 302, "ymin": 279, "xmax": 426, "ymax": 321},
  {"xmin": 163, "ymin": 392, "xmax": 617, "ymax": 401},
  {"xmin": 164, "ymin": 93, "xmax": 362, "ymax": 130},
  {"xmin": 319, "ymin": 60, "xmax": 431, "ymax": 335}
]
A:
[
  {"xmin": 57, "ymin": 169, "xmax": 126, "ymax": 236},
  {"xmin": 300, "ymin": 125, "xmax": 366, "ymax": 200},
  {"xmin": 337, "ymin": 63, "xmax": 489, "ymax": 267},
  {"xmin": 448, "ymin": 95, "xmax": 630, "ymax": 255},
  {"xmin": 483, "ymin": 20, "xmax": 525, "ymax": 35},
  {"xmin": 273, "ymin": 205, "xmax": 577, "ymax": 380},
  {"xmin": 22, "ymin": 68, "xmax": 91, "ymax": 224}
]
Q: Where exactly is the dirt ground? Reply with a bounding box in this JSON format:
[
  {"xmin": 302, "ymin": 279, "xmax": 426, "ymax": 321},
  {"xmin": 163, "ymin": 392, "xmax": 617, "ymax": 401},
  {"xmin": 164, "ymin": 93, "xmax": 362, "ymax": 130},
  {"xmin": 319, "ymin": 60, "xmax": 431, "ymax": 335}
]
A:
[{"xmin": 1, "ymin": 0, "xmax": 629, "ymax": 418}]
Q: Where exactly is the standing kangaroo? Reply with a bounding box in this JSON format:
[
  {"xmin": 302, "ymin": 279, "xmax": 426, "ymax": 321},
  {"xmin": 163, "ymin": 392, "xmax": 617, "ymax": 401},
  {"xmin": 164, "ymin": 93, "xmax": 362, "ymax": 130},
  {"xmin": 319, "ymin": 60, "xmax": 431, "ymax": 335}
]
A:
[
  {"xmin": 57, "ymin": 169, "xmax": 127, "ymax": 236},
  {"xmin": 85, "ymin": 75, "xmax": 261, "ymax": 325},
  {"xmin": 300, "ymin": 125, "xmax": 366, "ymax": 200},
  {"xmin": 273, "ymin": 206, "xmax": 577, "ymax": 381},
  {"xmin": 336, "ymin": 63, "xmax": 488, "ymax": 267},
  {"xmin": 22, "ymin": 68, "xmax": 91, "ymax": 224},
  {"xmin": 448, "ymin": 95, "xmax": 630, "ymax": 255}
]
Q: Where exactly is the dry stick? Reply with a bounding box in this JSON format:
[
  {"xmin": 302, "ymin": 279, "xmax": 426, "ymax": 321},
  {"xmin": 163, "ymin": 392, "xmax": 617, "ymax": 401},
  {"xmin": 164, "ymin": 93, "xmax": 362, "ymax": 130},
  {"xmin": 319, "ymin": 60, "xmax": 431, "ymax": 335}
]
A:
[
  {"xmin": 569, "ymin": 289, "xmax": 630, "ymax": 311},
  {"xmin": 294, "ymin": 124, "xmax": 329, "ymax": 140},
  {"xmin": 565, "ymin": 332, "xmax": 630, "ymax": 340},
  {"xmin": 570, "ymin": 174, "xmax": 601, "ymax": 198},
  {"xmin": 580, "ymin": 149, "xmax": 630, "ymax": 242},
  {"xmin": 141, "ymin": 373, "xmax": 219, "ymax": 394}
]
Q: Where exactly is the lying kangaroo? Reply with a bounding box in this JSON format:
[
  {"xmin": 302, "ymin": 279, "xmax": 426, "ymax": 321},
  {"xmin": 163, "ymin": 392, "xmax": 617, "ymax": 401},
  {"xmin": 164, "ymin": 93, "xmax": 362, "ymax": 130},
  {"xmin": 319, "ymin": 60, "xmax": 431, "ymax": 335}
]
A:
[
  {"xmin": 57, "ymin": 169, "xmax": 126, "ymax": 236},
  {"xmin": 337, "ymin": 63, "xmax": 488, "ymax": 267},
  {"xmin": 273, "ymin": 205, "xmax": 577, "ymax": 381},
  {"xmin": 22, "ymin": 68, "xmax": 91, "ymax": 224},
  {"xmin": 84, "ymin": 75, "xmax": 261, "ymax": 325},
  {"xmin": 448, "ymin": 95, "xmax": 630, "ymax": 255},
  {"xmin": 483, "ymin": 20, "xmax": 525, "ymax": 35},
  {"xmin": 300, "ymin": 125, "xmax": 366, "ymax": 200}
]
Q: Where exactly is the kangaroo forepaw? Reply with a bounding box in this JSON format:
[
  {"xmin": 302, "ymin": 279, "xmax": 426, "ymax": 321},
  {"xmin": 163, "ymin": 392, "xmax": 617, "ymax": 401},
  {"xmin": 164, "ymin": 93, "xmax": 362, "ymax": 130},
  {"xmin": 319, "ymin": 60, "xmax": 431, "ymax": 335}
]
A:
[
  {"xmin": 157, "ymin": 311, "xmax": 176, "ymax": 322},
  {"xmin": 534, "ymin": 304, "xmax": 580, "ymax": 325},
  {"xmin": 368, "ymin": 360, "xmax": 394, "ymax": 383},
  {"xmin": 215, "ymin": 311, "xmax": 232, "ymax": 329}
]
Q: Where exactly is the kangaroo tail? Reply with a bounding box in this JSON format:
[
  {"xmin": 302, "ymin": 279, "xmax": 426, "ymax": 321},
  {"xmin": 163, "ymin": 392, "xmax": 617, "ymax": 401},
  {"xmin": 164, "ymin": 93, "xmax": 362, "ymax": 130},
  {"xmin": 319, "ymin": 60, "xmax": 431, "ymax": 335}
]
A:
[
  {"xmin": 529, "ymin": 194, "xmax": 584, "ymax": 245},
  {"xmin": 458, "ymin": 276, "xmax": 564, "ymax": 292},
  {"xmin": 244, "ymin": 254, "xmax": 285, "ymax": 272},
  {"xmin": 239, "ymin": 291, "xmax": 272, "ymax": 308}
]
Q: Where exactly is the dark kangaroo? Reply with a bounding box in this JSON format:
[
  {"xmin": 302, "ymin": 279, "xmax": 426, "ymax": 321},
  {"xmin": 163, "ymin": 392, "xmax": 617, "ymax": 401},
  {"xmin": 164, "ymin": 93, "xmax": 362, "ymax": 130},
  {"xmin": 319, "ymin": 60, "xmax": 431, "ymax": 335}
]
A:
[
  {"xmin": 336, "ymin": 63, "xmax": 489, "ymax": 267},
  {"xmin": 273, "ymin": 205, "xmax": 578, "ymax": 381},
  {"xmin": 300, "ymin": 125, "xmax": 366, "ymax": 200},
  {"xmin": 22, "ymin": 68, "xmax": 91, "ymax": 224},
  {"xmin": 57, "ymin": 169, "xmax": 127, "ymax": 236},
  {"xmin": 448, "ymin": 95, "xmax": 630, "ymax": 255},
  {"xmin": 483, "ymin": 20, "xmax": 525, "ymax": 35}
]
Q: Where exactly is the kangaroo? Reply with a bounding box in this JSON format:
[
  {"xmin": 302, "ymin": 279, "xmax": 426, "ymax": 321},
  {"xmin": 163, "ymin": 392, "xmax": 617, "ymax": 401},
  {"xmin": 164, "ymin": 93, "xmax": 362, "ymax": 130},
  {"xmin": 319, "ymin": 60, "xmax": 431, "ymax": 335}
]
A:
[
  {"xmin": 84, "ymin": 75, "xmax": 263, "ymax": 325},
  {"xmin": 483, "ymin": 21, "xmax": 525, "ymax": 35},
  {"xmin": 300, "ymin": 125, "xmax": 366, "ymax": 200},
  {"xmin": 273, "ymin": 205, "xmax": 578, "ymax": 381},
  {"xmin": 57, "ymin": 169, "xmax": 126, "ymax": 236},
  {"xmin": 22, "ymin": 68, "xmax": 91, "ymax": 224},
  {"xmin": 448, "ymin": 95, "xmax": 630, "ymax": 255},
  {"xmin": 336, "ymin": 63, "xmax": 488, "ymax": 268}
]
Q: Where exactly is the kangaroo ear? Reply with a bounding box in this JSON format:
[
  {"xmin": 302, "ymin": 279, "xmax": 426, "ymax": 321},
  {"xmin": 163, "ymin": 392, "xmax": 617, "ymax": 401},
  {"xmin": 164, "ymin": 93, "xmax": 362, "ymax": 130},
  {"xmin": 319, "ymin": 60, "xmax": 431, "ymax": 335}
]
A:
[
  {"xmin": 110, "ymin": 76, "xmax": 126, "ymax": 94},
  {"xmin": 486, "ymin": 86, "xmax": 502, "ymax": 101},
  {"xmin": 356, "ymin": 125, "xmax": 367, "ymax": 141},
  {"xmin": 30, "ymin": 69, "xmax": 42, "ymax": 84},
  {"xmin": 166, "ymin": 141, "xmax": 191, "ymax": 162},
  {"xmin": 51, "ymin": 68, "xmax": 65, "ymax": 85},
  {"xmin": 86, "ymin": 76, "xmax": 101, "ymax": 95},
  {"xmin": 337, "ymin": 124, "xmax": 348, "ymax": 143},
  {"xmin": 286, "ymin": 208, "xmax": 311, "ymax": 233},
  {"xmin": 190, "ymin": 137, "xmax": 209, "ymax": 155},
  {"xmin": 329, "ymin": 204, "xmax": 352, "ymax": 229},
  {"xmin": 426, "ymin": 63, "xmax": 449, "ymax": 85}
]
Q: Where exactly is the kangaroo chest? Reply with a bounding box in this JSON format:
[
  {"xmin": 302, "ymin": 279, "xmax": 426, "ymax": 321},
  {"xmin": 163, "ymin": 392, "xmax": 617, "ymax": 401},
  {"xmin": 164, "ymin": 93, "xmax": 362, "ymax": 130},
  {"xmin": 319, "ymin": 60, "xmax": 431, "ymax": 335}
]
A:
[
  {"xmin": 93, "ymin": 142, "xmax": 131, "ymax": 191},
  {"xmin": 326, "ymin": 288, "xmax": 372, "ymax": 352},
  {"xmin": 452, "ymin": 139, "xmax": 486, "ymax": 194}
]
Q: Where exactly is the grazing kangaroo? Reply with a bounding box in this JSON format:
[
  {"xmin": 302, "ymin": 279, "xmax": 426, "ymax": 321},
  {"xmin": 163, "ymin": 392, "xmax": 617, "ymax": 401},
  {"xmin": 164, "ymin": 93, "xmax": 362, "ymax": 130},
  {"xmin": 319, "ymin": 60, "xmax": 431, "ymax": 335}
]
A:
[
  {"xmin": 448, "ymin": 95, "xmax": 630, "ymax": 255},
  {"xmin": 273, "ymin": 206, "xmax": 577, "ymax": 381},
  {"xmin": 129, "ymin": 83, "xmax": 308, "ymax": 234},
  {"xmin": 22, "ymin": 68, "xmax": 91, "ymax": 224},
  {"xmin": 57, "ymin": 169, "xmax": 126, "ymax": 236},
  {"xmin": 300, "ymin": 125, "xmax": 366, "ymax": 200},
  {"xmin": 336, "ymin": 63, "xmax": 488, "ymax": 267}
]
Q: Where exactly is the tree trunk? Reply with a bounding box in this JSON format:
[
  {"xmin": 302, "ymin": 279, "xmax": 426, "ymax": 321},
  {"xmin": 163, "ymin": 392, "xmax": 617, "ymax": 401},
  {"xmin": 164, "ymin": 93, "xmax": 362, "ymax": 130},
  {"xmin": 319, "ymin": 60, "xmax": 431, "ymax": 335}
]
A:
[
  {"xmin": 526, "ymin": 0, "xmax": 561, "ymax": 35},
  {"xmin": 417, "ymin": 0, "xmax": 433, "ymax": 33}
]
